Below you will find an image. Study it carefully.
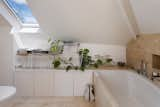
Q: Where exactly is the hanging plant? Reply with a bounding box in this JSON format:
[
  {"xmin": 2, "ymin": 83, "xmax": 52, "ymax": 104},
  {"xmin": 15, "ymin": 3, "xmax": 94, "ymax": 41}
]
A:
[
  {"xmin": 66, "ymin": 65, "xmax": 72, "ymax": 72},
  {"xmin": 52, "ymin": 58, "xmax": 61, "ymax": 68},
  {"xmin": 79, "ymin": 48, "xmax": 93, "ymax": 71},
  {"xmin": 47, "ymin": 37, "xmax": 114, "ymax": 71},
  {"xmin": 48, "ymin": 37, "xmax": 64, "ymax": 54},
  {"xmin": 106, "ymin": 58, "xmax": 113, "ymax": 63}
]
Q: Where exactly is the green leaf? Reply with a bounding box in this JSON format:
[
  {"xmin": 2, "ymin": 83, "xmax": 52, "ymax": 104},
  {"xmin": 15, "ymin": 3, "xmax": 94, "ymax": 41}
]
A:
[
  {"xmin": 66, "ymin": 65, "xmax": 72, "ymax": 72},
  {"xmin": 94, "ymin": 63, "xmax": 99, "ymax": 68},
  {"xmin": 48, "ymin": 37, "xmax": 52, "ymax": 43},
  {"xmin": 106, "ymin": 58, "xmax": 113, "ymax": 63},
  {"xmin": 52, "ymin": 60, "xmax": 61, "ymax": 68},
  {"xmin": 96, "ymin": 59, "xmax": 103, "ymax": 65}
]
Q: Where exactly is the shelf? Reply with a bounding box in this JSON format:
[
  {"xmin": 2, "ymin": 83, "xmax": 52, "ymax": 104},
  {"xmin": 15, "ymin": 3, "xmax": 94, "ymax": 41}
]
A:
[{"xmin": 17, "ymin": 50, "xmax": 63, "ymax": 56}]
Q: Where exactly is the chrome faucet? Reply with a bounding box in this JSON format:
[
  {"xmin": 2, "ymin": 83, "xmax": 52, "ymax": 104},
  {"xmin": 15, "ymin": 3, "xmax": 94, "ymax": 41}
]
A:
[
  {"xmin": 135, "ymin": 60, "xmax": 160, "ymax": 81},
  {"xmin": 136, "ymin": 60, "xmax": 148, "ymax": 77}
]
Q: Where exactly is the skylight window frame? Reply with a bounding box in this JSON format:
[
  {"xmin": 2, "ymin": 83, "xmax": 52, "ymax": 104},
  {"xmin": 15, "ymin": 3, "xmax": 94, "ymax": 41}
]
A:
[{"xmin": 3, "ymin": 0, "xmax": 39, "ymax": 28}]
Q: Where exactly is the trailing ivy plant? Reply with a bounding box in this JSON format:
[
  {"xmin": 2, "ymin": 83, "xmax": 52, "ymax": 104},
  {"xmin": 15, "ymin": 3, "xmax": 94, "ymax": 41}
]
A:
[
  {"xmin": 62, "ymin": 57, "xmax": 74, "ymax": 72},
  {"xmin": 93, "ymin": 59, "xmax": 103, "ymax": 68},
  {"xmin": 79, "ymin": 48, "xmax": 93, "ymax": 71},
  {"xmin": 52, "ymin": 47, "xmax": 105, "ymax": 71},
  {"xmin": 52, "ymin": 58, "xmax": 61, "ymax": 68}
]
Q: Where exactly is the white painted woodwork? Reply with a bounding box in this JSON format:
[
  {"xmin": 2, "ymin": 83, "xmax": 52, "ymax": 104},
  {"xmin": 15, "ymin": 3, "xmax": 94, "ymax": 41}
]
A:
[
  {"xmin": 14, "ymin": 70, "xmax": 34, "ymax": 96},
  {"xmin": 14, "ymin": 69, "xmax": 93, "ymax": 96},
  {"xmin": 73, "ymin": 71, "xmax": 93, "ymax": 96},
  {"xmin": 0, "ymin": 26, "xmax": 13, "ymax": 85},
  {"xmin": 34, "ymin": 70, "xmax": 54, "ymax": 96},
  {"xmin": 54, "ymin": 71, "xmax": 74, "ymax": 96}
]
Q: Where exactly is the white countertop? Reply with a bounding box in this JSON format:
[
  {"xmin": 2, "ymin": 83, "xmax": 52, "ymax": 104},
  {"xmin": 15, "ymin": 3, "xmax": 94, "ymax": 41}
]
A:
[{"xmin": 0, "ymin": 86, "xmax": 16, "ymax": 102}]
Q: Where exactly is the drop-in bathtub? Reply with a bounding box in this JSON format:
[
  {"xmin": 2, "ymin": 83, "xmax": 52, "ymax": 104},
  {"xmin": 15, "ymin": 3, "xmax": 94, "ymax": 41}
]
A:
[
  {"xmin": 0, "ymin": 86, "xmax": 16, "ymax": 102},
  {"xmin": 94, "ymin": 70, "xmax": 160, "ymax": 107}
]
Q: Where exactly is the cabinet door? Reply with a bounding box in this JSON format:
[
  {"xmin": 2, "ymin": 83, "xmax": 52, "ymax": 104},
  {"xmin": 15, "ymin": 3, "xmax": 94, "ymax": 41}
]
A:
[
  {"xmin": 54, "ymin": 71, "xmax": 73, "ymax": 96},
  {"xmin": 14, "ymin": 71, "xmax": 34, "ymax": 96},
  {"xmin": 73, "ymin": 71, "xmax": 93, "ymax": 96},
  {"xmin": 34, "ymin": 70, "xmax": 54, "ymax": 96}
]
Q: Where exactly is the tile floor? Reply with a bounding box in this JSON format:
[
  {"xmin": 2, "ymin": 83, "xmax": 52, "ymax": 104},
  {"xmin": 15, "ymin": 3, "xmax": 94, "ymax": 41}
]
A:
[{"xmin": 0, "ymin": 97, "xmax": 95, "ymax": 107}]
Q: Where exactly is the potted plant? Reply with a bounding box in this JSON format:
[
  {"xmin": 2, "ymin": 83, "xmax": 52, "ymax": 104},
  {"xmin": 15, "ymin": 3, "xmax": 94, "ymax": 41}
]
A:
[
  {"xmin": 48, "ymin": 38, "xmax": 64, "ymax": 55},
  {"xmin": 52, "ymin": 58, "xmax": 61, "ymax": 68},
  {"xmin": 79, "ymin": 48, "xmax": 92, "ymax": 71}
]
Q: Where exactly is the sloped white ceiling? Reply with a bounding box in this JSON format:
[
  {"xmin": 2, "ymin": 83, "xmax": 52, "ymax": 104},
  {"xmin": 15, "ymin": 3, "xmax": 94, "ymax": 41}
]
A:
[
  {"xmin": 27, "ymin": 0, "xmax": 135, "ymax": 45},
  {"xmin": 129, "ymin": 0, "xmax": 160, "ymax": 34},
  {"xmin": 0, "ymin": 15, "xmax": 10, "ymax": 27}
]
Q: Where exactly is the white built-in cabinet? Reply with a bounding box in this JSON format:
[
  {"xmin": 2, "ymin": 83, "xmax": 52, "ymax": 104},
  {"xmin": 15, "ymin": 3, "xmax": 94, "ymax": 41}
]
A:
[
  {"xmin": 54, "ymin": 71, "xmax": 74, "ymax": 96},
  {"xmin": 14, "ymin": 70, "xmax": 34, "ymax": 96},
  {"xmin": 14, "ymin": 69, "xmax": 93, "ymax": 96},
  {"xmin": 73, "ymin": 71, "xmax": 92, "ymax": 96},
  {"xmin": 34, "ymin": 70, "xmax": 54, "ymax": 96}
]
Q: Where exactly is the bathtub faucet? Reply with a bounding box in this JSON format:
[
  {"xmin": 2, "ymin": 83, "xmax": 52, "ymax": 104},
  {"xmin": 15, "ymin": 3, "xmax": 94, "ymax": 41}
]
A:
[
  {"xmin": 140, "ymin": 60, "xmax": 148, "ymax": 77},
  {"xmin": 136, "ymin": 69, "xmax": 148, "ymax": 78},
  {"xmin": 136, "ymin": 60, "xmax": 148, "ymax": 77}
]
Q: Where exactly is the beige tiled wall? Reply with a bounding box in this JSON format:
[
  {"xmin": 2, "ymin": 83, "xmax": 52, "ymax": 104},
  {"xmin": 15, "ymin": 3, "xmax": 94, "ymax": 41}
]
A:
[{"xmin": 127, "ymin": 34, "xmax": 160, "ymax": 76}]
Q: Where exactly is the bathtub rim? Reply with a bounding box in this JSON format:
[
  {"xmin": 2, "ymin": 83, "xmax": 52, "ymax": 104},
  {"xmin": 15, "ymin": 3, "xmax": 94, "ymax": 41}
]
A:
[
  {"xmin": 94, "ymin": 70, "xmax": 160, "ymax": 96},
  {"xmin": 0, "ymin": 86, "xmax": 16, "ymax": 102},
  {"xmin": 94, "ymin": 71, "xmax": 119, "ymax": 107}
]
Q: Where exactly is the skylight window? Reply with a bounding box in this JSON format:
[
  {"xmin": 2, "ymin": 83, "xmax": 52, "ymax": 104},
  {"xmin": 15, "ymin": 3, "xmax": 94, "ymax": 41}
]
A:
[{"xmin": 4, "ymin": 0, "xmax": 39, "ymax": 27}]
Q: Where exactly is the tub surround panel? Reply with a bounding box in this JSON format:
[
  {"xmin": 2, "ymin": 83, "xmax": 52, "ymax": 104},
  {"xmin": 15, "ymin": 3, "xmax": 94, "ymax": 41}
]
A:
[
  {"xmin": 95, "ymin": 73, "xmax": 118, "ymax": 107},
  {"xmin": 95, "ymin": 70, "xmax": 160, "ymax": 107}
]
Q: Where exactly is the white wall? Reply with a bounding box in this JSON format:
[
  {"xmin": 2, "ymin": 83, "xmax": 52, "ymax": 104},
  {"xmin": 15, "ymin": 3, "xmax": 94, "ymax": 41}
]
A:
[
  {"xmin": 14, "ymin": 34, "xmax": 126, "ymax": 62},
  {"xmin": 129, "ymin": 0, "xmax": 160, "ymax": 34},
  {"xmin": 13, "ymin": 33, "xmax": 50, "ymax": 50},
  {"xmin": 0, "ymin": 3, "xmax": 15, "ymax": 85},
  {"xmin": 14, "ymin": 34, "xmax": 126, "ymax": 67},
  {"xmin": 80, "ymin": 43, "xmax": 126, "ymax": 62},
  {"xmin": 28, "ymin": 0, "xmax": 134, "ymax": 45},
  {"xmin": 0, "ymin": 26, "xmax": 13, "ymax": 85}
]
